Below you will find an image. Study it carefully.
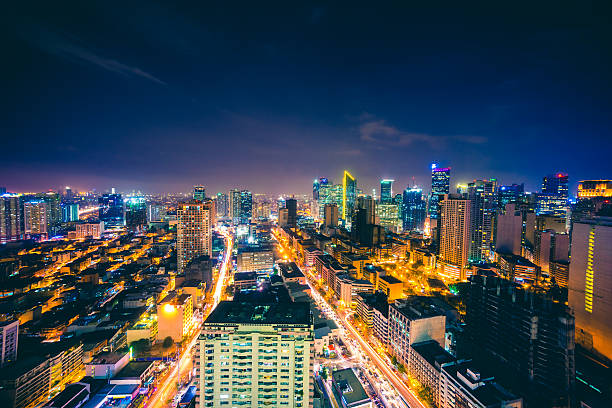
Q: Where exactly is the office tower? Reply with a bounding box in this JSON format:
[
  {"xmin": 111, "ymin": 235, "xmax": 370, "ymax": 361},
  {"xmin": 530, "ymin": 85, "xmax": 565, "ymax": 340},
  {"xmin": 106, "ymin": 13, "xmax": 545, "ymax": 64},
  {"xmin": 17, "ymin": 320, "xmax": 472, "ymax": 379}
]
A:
[
  {"xmin": 356, "ymin": 196, "xmax": 376, "ymax": 225},
  {"xmin": 0, "ymin": 320, "xmax": 19, "ymax": 367},
  {"xmin": 23, "ymin": 200, "xmax": 48, "ymax": 236},
  {"xmin": 36, "ymin": 192, "xmax": 61, "ymax": 234},
  {"xmin": 495, "ymin": 203, "xmax": 536, "ymax": 257},
  {"xmin": 125, "ymin": 197, "xmax": 147, "ymax": 231},
  {"xmin": 229, "ymin": 189, "xmax": 252, "ymax": 224},
  {"xmin": 313, "ymin": 177, "xmax": 328, "ymax": 201},
  {"xmin": 177, "ymin": 200, "xmax": 213, "ymax": 273},
  {"xmin": 380, "ymin": 179, "xmax": 394, "ymax": 203},
  {"xmin": 316, "ymin": 179, "xmax": 332, "ymax": 218},
  {"xmin": 467, "ymin": 179, "xmax": 497, "ymax": 262},
  {"xmin": 429, "ymin": 164, "xmax": 451, "ymax": 219},
  {"xmin": 61, "ymin": 203, "xmax": 79, "ymax": 222},
  {"xmin": 98, "ymin": 193, "xmax": 125, "ymax": 229},
  {"xmin": 569, "ymin": 217, "xmax": 612, "ymax": 361},
  {"xmin": 229, "ymin": 189, "xmax": 241, "ymax": 221},
  {"xmin": 286, "ymin": 198, "xmax": 297, "ymax": 227},
  {"xmin": 498, "ymin": 183, "xmax": 525, "ymax": 209},
  {"xmin": 577, "ymin": 180, "xmax": 612, "ymax": 199},
  {"xmin": 342, "ymin": 170, "xmax": 356, "ymax": 222},
  {"xmin": 215, "ymin": 192, "xmax": 228, "ymax": 217},
  {"xmin": 0, "ymin": 194, "xmax": 22, "ymax": 242},
  {"xmin": 278, "ymin": 208, "xmax": 289, "ymax": 226},
  {"xmin": 324, "ymin": 203, "xmax": 339, "ymax": 227},
  {"xmin": 402, "ymin": 187, "xmax": 426, "ymax": 231},
  {"xmin": 193, "ymin": 185, "xmax": 206, "ymax": 201},
  {"xmin": 64, "ymin": 186, "xmax": 73, "ymax": 201},
  {"xmin": 147, "ymin": 203, "xmax": 166, "ymax": 222},
  {"xmin": 466, "ymin": 274, "xmax": 575, "ymax": 405},
  {"xmin": 438, "ymin": 194, "xmax": 472, "ymax": 280},
  {"xmin": 376, "ymin": 203, "xmax": 401, "ymax": 231},
  {"xmin": 537, "ymin": 172, "xmax": 568, "ymax": 217},
  {"xmin": 195, "ymin": 301, "xmax": 314, "ymax": 408},
  {"xmin": 388, "ymin": 297, "xmax": 446, "ymax": 367}
]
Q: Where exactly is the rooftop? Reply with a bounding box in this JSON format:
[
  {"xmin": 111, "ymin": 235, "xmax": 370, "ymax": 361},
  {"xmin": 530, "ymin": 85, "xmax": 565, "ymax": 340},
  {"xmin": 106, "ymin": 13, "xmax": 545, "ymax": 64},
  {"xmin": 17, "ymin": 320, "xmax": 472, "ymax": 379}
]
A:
[
  {"xmin": 277, "ymin": 262, "xmax": 305, "ymax": 279},
  {"xmin": 205, "ymin": 300, "xmax": 311, "ymax": 325},
  {"xmin": 331, "ymin": 368, "xmax": 370, "ymax": 406},
  {"xmin": 392, "ymin": 296, "xmax": 445, "ymax": 320},
  {"xmin": 411, "ymin": 340, "xmax": 455, "ymax": 369},
  {"xmin": 114, "ymin": 361, "xmax": 153, "ymax": 379},
  {"xmin": 378, "ymin": 274, "xmax": 402, "ymax": 284}
]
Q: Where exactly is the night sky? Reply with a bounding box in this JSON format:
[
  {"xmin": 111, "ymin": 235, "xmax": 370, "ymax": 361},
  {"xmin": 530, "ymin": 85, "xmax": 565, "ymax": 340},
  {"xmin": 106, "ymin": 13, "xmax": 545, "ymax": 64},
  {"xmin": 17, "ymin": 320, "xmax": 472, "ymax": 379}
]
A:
[{"xmin": 2, "ymin": 1, "xmax": 611, "ymax": 195}]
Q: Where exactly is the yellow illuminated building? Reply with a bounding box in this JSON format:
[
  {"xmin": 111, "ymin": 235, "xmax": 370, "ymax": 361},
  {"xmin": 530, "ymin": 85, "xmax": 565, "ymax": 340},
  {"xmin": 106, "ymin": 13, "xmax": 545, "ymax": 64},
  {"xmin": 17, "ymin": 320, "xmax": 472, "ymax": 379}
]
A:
[
  {"xmin": 577, "ymin": 180, "xmax": 612, "ymax": 198},
  {"xmin": 342, "ymin": 170, "xmax": 356, "ymax": 221}
]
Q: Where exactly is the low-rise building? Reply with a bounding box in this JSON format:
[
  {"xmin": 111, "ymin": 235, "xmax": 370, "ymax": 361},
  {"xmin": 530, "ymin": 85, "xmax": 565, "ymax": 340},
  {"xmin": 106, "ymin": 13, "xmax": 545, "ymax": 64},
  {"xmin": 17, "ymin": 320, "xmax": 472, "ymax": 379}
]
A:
[
  {"xmin": 156, "ymin": 292, "xmax": 193, "ymax": 342},
  {"xmin": 331, "ymin": 368, "xmax": 372, "ymax": 408},
  {"xmin": 236, "ymin": 246, "xmax": 274, "ymax": 272},
  {"xmin": 377, "ymin": 275, "xmax": 403, "ymax": 300}
]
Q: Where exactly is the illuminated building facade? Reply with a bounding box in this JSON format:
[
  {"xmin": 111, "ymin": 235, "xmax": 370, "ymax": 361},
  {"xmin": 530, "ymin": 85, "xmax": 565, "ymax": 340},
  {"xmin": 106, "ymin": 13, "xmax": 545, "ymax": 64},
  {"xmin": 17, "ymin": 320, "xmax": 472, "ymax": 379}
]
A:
[
  {"xmin": 569, "ymin": 217, "xmax": 612, "ymax": 361},
  {"xmin": 195, "ymin": 301, "xmax": 314, "ymax": 408},
  {"xmin": 156, "ymin": 292, "xmax": 193, "ymax": 342},
  {"xmin": 380, "ymin": 179, "xmax": 394, "ymax": 204},
  {"xmin": 438, "ymin": 195, "xmax": 472, "ymax": 280},
  {"xmin": 61, "ymin": 203, "xmax": 79, "ymax": 222},
  {"xmin": 342, "ymin": 170, "xmax": 356, "ymax": 223},
  {"xmin": 429, "ymin": 165, "xmax": 451, "ymax": 219},
  {"xmin": 536, "ymin": 173, "xmax": 568, "ymax": 217},
  {"xmin": 467, "ymin": 179, "xmax": 497, "ymax": 262},
  {"xmin": 98, "ymin": 193, "xmax": 125, "ymax": 229},
  {"xmin": 125, "ymin": 197, "xmax": 147, "ymax": 231},
  {"xmin": 230, "ymin": 189, "xmax": 253, "ymax": 224},
  {"xmin": 577, "ymin": 180, "xmax": 612, "ymax": 199},
  {"xmin": 376, "ymin": 203, "xmax": 401, "ymax": 231},
  {"xmin": 23, "ymin": 200, "xmax": 47, "ymax": 237},
  {"xmin": 177, "ymin": 200, "xmax": 213, "ymax": 273},
  {"xmin": 402, "ymin": 187, "xmax": 426, "ymax": 232},
  {"xmin": 75, "ymin": 221, "xmax": 104, "ymax": 239},
  {"xmin": 215, "ymin": 192, "xmax": 228, "ymax": 217},
  {"xmin": 0, "ymin": 320, "xmax": 19, "ymax": 367},
  {"xmin": 324, "ymin": 203, "xmax": 339, "ymax": 227},
  {"xmin": 193, "ymin": 185, "xmax": 206, "ymax": 201},
  {"xmin": 498, "ymin": 183, "xmax": 525, "ymax": 209},
  {"xmin": 0, "ymin": 194, "xmax": 23, "ymax": 243}
]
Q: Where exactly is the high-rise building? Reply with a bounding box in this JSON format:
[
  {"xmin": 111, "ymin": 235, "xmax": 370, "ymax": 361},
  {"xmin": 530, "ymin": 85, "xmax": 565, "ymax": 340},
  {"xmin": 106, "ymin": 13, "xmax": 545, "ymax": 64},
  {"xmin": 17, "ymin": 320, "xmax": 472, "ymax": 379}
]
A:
[
  {"xmin": 75, "ymin": 221, "xmax": 105, "ymax": 239},
  {"xmin": 98, "ymin": 193, "xmax": 124, "ymax": 229},
  {"xmin": 0, "ymin": 320, "xmax": 19, "ymax": 367},
  {"xmin": 498, "ymin": 183, "xmax": 525, "ymax": 209},
  {"xmin": 466, "ymin": 274, "xmax": 575, "ymax": 405},
  {"xmin": 215, "ymin": 192, "xmax": 228, "ymax": 218},
  {"xmin": 147, "ymin": 203, "xmax": 166, "ymax": 223},
  {"xmin": 177, "ymin": 200, "xmax": 213, "ymax": 273},
  {"xmin": 495, "ymin": 203, "xmax": 536, "ymax": 257},
  {"xmin": 316, "ymin": 179, "xmax": 332, "ymax": 219},
  {"xmin": 64, "ymin": 186, "xmax": 73, "ymax": 201},
  {"xmin": 286, "ymin": 198, "xmax": 297, "ymax": 227},
  {"xmin": 61, "ymin": 203, "xmax": 79, "ymax": 222},
  {"xmin": 157, "ymin": 292, "xmax": 193, "ymax": 342},
  {"xmin": 376, "ymin": 203, "xmax": 401, "ymax": 231},
  {"xmin": 380, "ymin": 179, "xmax": 394, "ymax": 204},
  {"xmin": 537, "ymin": 173, "xmax": 568, "ymax": 217},
  {"xmin": 193, "ymin": 185, "xmax": 206, "ymax": 201},
  {"xmin": 313, "ymin": 177, "xmax": 328, "ymax": 201},
  {"xmin": 229, "ymin": 189, "xmax": 252, "ymax": 224},
  {"xmin": 342, "ymin": 171, "xmax": 356, "ymax": 223},
  {"xmin": 125, "ymin": 197, "xmax": 147, "ymax": 231},
  {"xmin": 356, "ymin": 196, "xmax": 376, "ymax": 225},
  {"xmin": 467, "ymin": 179, "xmax": 497, "ymax": 262},
  {"xmin": 402, "ymin": 187, "xmax": 426, "ymax": 232},
  {"xmin": 577, "ymin": 180, "xmax": 612, "ymax": 199},
  {"xmin": 569, "ymin": 217, "xmax": 612, "ymax": 361},
  {"xmin": 36, "ymin": 192, "xmax": 61, "ymax": 235},
  {"xmin": 23, "ymin": 200, "xmax": 47, "ymax": 237},
  {"xmin": 0, "ymin": 194, "xmax": 22, "ymax": 242},
  {"xmin": 438, "ymin": 194, "xmax": 472, "ymax": 280},
  {"xmin": 324, "ymin": 203, "xmax": 339, "ymax": 227},
  {"xmin": 429, "ymin": 164, "xmax": 451, "ymax": 219},
  {"xmin": 195, "ymin": 301, "xmax": 314, "ymax": 408}
]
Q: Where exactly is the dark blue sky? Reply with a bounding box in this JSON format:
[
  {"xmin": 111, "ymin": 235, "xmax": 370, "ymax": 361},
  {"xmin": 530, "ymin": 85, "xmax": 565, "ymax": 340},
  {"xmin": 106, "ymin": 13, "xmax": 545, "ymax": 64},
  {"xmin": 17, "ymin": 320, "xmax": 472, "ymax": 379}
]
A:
[{"xmin": 2, "ymin": 1, "xmax": 611, "ymax": 195}]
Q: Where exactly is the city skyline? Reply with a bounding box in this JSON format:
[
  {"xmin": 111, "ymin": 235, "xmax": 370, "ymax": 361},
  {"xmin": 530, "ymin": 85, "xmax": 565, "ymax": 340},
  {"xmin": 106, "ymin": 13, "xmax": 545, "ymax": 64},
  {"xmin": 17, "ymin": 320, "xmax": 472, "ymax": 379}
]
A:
[{"xmin": 3, "ymin": 2, "xmax": 611, "ymax": 194}]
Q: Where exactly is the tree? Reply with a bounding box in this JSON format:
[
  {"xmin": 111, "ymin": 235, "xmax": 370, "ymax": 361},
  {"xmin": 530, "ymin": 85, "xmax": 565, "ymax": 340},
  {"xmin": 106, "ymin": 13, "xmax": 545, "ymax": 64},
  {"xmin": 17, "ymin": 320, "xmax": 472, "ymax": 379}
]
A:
[{"xmin": 162, "ymin": 336, "xmax": 174, "ymax": 348}]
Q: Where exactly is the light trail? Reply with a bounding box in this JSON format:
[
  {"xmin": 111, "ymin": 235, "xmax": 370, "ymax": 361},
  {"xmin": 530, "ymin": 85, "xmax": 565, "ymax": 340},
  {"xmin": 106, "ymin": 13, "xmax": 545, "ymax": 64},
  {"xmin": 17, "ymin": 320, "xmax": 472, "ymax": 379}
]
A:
[{"xmin": 213, "ymin": 230, "xmax": 233, "ymax": 309}]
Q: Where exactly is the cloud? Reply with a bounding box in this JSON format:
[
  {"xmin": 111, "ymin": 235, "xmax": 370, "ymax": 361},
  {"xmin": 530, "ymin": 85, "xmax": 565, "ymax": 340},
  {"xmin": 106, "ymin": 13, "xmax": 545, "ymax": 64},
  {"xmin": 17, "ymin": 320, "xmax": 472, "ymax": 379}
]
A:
[
  {"xmin": 24, "ymin": 26, "xmax": 166, "ymax": 85},
  {"xmin": 358, "ymin": 118, "xmax": 487, "ymax": 148}
]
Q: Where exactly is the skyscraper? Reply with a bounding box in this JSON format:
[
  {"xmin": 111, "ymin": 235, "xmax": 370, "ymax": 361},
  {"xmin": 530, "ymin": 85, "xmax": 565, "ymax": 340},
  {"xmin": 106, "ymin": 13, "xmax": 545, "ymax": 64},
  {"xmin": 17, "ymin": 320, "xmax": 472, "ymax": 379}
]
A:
[
  {"xmin": 467, "ymin": 179, "xmax": 497, "ymax": 262},
  {"xmin": 342, "ymin": 170, "xmax": 356, "ymax": 223},
  {"xmin": 23, "ymin": 200, "xmax": 47, "ymax": 237},
  {"xmin": 285, "ymin": 198, "xmax": 297, "ymax": 227},
  {"xmin": 569, "ymin": 217, "xmax": 612, "ymax": 361},
  {"xmin": 324, "ymin": 203, "xmax": 339, "ymax": 227},
  {"xmin": 193, "ymin": 185, "xmax": 206, "ymax": 201},
  {"xmin": 195, "ymin": 301, "xmax": 314, "ymax": 408},
  {"xmin": 376, "ymin": 203, "xmax": 401, "ymax": 231},
  {"xmin": 229, "ymin": 189, "xmax": 241, "ymax": 222},
  {"xmin": 429, "ymin": 164, "xmax": 451, "ymax": 219},
  {"xmin": 98, "ymin": 193, "xmax": 125, "ymax": 229},
  {"xmin": 62, "ymin": 203, "xmax": 79, "ymax": 222},
  {"xmin": 313, "ymin": 177, "xmax": 328, "ymax": 200},
  {"xmin": 498, "ymin": 183, "xmax": 525, "ymax": 209},
  {"xmin": 316, "ymin": 179, "xmax": 332, "ymax": 218},
  {"xmin": 380, "ymin": 179, "xmax": 394, "ymax": 204},
  {"xmin": 177, "ymin": 200, "xmax": 213, "ymax": 273},
  {"xmin": 537, "ymin": 172, "xmax": 568, "ymax": 217},
  {"xmin": 0, "ymin": 194, "xmax": 22, "ymax": 242},
  {"xmin": 229, "ymin": 189, "xmax": 253, "ymax": 224},
  {"xmin": 37, "ymin": 192, "xmax": 61, "ymax": 235},
  {"xmin": 438, "ymin": 194, "xmax": 472, "ymax": 280},
  {"xmin": 125, "ymin": 197, "xmax": 147, "ymax": 231},
  {"xmin": 466, "ymin": 274, "xmax": 575, "ymax": 405},
  {"xmin": 356, "ymin": 196, "xmax": 376, "ymax": 225},
  {"xmin": 215, "ymin": 192, "xmax": 228, "ymax": 218},
  {"xmin": 402, "ymin": 187, "xmax": 426, "ymax": 231}
]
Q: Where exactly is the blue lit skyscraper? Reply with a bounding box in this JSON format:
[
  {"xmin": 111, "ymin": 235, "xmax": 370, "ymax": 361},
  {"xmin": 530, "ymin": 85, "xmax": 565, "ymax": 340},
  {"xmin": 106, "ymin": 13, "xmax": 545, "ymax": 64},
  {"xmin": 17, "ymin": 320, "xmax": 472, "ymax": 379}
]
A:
[
  {"xmin": 537, "ymin": 173, "xmax": 569, "ymax": 217},
  {"xmin": 62, "ymin": 203, "xmax": 79, "ymax": 222},
  {"xmin": 98, "ymin": 193, "xmax": 125, "ymax": 228},
  {"xmin": 498, "ymin": 183, "xmax": 525, "ymax": 209},
  {"xmin": 402, "ymin": 187, "xmax": 426, "ymax": 231},
  {"xmin": 126, "ymin": 197, "xmax": 147, "ymax": 231},
  {"xmin": 380, "ymin": 179, "xmax": 394, "ymax": 204},
  {"xmin": 428, "ymin": 164, "xmax": 451, "ymax": 219}
]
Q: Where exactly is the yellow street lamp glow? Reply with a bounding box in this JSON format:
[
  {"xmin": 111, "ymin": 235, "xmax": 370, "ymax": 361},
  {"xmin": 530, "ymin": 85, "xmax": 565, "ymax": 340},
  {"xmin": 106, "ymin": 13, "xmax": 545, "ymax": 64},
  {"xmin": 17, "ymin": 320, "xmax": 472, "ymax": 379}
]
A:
[{"xmin": 163, "ymin": 303, "xmax": 175, "ymax": 313}]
